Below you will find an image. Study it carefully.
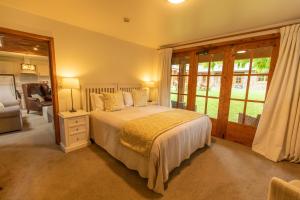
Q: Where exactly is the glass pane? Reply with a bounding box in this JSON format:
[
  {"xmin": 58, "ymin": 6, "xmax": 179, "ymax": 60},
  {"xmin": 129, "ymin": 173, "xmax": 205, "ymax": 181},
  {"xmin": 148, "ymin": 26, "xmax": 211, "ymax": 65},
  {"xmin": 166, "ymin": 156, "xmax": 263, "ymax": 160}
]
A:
[
  {"xmin": 208, "ymin": 76, "xmax": 221, "ymax": 97},
  {"xmin": 231, "ymin": 76, "xmax": 248, "ymax": 99},
  {"xmin": 171, "ymin": 64, "xmax": 179, "ymax": 75},
  {"xmin": 207, "ymin": 98, "xmax": 219, "ymax": 118},
  {"xmin": 245, "ymin": 102, "xmax": 264, "ymax": 127},
  {"xmin": 196, "ymin": 76, "xmax": 207, "ymax": 96},
  {"xmin": 178, "ymin": 95, "xmax": 187, "ymax": 109},
  {"xmin": 210, "ymin": 61, "xmax": 223, "ymax": 75},
  {"xmin": 178, "ymin": 76, "xmax": 188, "ymax": 94},
  {"xmin": 170, "ymin": 76, "xmax": 178, "ymax": 93},
  {"xmin": 182, "ymin": 64, "xmax": 189, "ymax": 75},
  {"xmin": 234, "ymin": 58, "xmax": 250, "ymax": 75},
  {"xmin": 170, "ymin": 94, "xmax": 178, "ymax": 108},
  {"xmin": 198, "ymin": 62, "xmax": 209, "ymax": 75},
  {"xmin": 195, "ymin": 96, "xmax": 206, "ymax": 114},
  {"xmin": 171, "ymin": 55, "xmax": 190, "ymax": 75},
  {"xmin": 229, "ymin": 100, "xmax": 245, "ymax": 123},
  {"xmin": 248, "ymin": 76, "xmax": 267, "ymax": 101},
  {"xmin": 210, "ymin": 53, "xmax": 224, "ymax": 75},
  {"xmin": 252, "ymin": 57, "xmax": 271, "ymax": 74}
]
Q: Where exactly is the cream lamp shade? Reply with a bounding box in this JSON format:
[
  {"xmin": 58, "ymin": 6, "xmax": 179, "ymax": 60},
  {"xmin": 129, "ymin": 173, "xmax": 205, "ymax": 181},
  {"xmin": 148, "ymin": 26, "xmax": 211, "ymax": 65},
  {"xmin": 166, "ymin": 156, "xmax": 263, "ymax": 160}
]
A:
[
  {"xmin": 143, "ymin": 81, "xmax": 157, "ymax": 88},
  {"xmin": 61, "ymin": 77, "xmax": 80, "ymax": 112},
  {"xmin": 62, "ymin": 77, "xmax": 80, "ymax": 89}
]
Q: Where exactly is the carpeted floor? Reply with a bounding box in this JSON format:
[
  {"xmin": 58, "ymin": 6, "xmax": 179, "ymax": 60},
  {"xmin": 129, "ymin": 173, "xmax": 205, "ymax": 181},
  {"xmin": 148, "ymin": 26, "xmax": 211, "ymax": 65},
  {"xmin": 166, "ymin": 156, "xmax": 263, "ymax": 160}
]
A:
[{"xmin": 0, "ymin": 113, "xmax": 299, "ymax": 200}]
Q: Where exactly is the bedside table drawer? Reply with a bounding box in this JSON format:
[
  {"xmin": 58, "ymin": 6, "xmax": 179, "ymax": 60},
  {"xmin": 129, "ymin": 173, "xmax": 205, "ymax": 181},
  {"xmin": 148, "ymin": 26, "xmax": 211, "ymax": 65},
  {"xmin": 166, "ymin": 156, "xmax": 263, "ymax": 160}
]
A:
[
  {"xmin": 69, "ymin": 125, "xmax": 87, "ymax": 135},
  {"xmin": 69, "ymin": 133, "xmax": 87, "ymax": 145},
  {"xmin": 68, "ymin": 117, "xmax": 86, "ymax": 127}
]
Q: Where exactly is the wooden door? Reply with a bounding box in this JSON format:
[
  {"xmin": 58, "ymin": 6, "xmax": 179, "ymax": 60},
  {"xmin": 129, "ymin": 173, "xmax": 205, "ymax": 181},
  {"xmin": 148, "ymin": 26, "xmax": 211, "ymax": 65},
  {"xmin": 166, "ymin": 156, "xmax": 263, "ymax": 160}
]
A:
[
  {"xmin": 222, "ymin": 40, "xmax": 280, "ymax": 146},
  {"xmin": 192, "ymin": 49, "xmax": 225, "ymax": 136}
]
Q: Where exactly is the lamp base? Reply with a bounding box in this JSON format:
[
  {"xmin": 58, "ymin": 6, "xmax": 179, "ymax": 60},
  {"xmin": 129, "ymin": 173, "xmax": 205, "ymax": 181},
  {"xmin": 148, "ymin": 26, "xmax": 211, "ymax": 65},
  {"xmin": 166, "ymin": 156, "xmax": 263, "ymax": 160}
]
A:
[{"xmin": 69, "ymin": 108, "xmax": 77, "ymax": 113}]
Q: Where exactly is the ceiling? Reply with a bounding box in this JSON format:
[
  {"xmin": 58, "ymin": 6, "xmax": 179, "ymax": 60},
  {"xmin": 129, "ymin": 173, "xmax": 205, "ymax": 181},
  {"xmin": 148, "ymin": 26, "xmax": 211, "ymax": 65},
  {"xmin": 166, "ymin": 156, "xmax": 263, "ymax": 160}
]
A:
[{"xmin": 0, "ymin": 0, "xmax": 300, "ymax": 48}]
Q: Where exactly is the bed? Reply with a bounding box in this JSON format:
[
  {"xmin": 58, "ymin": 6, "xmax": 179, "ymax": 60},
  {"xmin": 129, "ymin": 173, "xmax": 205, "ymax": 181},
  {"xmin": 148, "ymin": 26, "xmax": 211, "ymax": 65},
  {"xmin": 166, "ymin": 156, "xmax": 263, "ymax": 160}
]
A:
[{"xmin": 83, "ymin": 84, "xmax": 212, "ymax": 194}]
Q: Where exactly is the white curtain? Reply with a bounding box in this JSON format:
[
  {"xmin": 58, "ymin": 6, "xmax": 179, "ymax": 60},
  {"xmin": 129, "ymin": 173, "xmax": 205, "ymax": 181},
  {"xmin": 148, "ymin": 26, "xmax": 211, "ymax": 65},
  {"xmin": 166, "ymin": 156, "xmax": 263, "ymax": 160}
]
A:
[
  {"xmin": 252, "ymin": 24, "xmax": 300, "ymax": 163},
  {"xmin": 158, "ymin": 48, "xmax": 173, "ymax": 107}
]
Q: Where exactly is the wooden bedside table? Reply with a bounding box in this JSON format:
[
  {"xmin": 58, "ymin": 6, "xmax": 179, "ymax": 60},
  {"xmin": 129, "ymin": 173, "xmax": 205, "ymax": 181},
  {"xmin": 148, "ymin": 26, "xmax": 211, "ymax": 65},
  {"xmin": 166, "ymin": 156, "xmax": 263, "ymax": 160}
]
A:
[{"xmin": 59, "ymin": 110, "xmax": 90, "ymax": 153}]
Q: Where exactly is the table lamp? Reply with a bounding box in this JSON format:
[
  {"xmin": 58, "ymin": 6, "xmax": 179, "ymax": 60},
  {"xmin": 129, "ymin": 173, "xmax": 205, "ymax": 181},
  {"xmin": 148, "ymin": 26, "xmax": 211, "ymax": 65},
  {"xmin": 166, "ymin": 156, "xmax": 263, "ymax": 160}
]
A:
[
  {"xmin": 62, "ymin": 77, "xmax": 80, "ymax": 112},
  {"xmin": 143, "ymin": 81, "xmax": 157, "ymax": 102}
]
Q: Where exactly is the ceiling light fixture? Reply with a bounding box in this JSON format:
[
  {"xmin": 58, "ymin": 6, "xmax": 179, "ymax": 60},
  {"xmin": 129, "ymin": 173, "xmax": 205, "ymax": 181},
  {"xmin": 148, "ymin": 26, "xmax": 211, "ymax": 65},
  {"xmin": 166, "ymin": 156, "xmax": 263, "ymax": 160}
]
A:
[
  {"xmin": 168, "ymin": 0, "xmax": 185, "ymax": 4},
  {"xmin": 33, "ymin": 47, "xmax": 39, "ymax": 51},
  {"xmin": 237, "ymin": 50, "xmax": 247, "ymax": 54}
]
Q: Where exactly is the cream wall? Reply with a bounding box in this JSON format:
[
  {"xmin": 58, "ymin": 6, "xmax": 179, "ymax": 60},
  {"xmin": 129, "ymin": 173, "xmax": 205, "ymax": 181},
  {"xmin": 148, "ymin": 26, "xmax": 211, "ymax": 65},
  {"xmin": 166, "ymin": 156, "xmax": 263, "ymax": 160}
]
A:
[{"xmin": 0, "ymin": 5, "xmax": 157, "ymax": 111}]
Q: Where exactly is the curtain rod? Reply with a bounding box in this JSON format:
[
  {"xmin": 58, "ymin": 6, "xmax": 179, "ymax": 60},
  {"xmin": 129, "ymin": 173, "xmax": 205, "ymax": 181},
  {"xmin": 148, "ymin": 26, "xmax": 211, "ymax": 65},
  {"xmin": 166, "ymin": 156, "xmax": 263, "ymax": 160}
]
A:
[{"xmin": 159, "ymin": 19, "xmax": 300, "ymax": 50}]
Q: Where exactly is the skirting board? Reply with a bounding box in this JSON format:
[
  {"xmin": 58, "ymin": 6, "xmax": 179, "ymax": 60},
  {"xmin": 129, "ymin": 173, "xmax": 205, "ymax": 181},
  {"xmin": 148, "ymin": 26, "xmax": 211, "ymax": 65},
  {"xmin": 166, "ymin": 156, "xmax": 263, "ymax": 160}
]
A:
[{"xmin": 60, "ymin": 141, "xmax": 90, "ymax": 153}]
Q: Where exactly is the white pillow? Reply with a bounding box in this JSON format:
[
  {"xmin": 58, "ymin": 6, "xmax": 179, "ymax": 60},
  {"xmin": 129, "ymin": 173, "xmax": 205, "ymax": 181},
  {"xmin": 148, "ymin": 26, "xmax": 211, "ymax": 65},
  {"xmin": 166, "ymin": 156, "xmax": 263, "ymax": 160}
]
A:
[
  {"xmin": 90, "ymin": 93, "xmax": 104, "ymax": 111},
  {"xmin": 123, "ymin": 92, "xmax": 133, "ymax": 106},
  {"xmin": 103, "ymin": 91, "xmax": 124, "ymax": 112},
  {"xmin": 32, "ymin": 94, "xmax": 45, "ymax": 102},
  {"xmin": 132, "ymin": 89, "xmax": 148, "ymax": 107},
  {"xmin": 0, "ymin": 102, "xmax": 4, "ymax": 112}
]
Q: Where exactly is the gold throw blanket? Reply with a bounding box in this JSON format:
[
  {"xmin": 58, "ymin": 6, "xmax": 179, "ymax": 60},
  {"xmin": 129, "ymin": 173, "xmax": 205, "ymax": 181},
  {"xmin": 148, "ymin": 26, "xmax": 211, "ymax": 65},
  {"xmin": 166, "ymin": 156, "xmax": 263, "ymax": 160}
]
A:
[{"xmin": 121, "ymin": 109, "xmax": 203, "ymax": 157}]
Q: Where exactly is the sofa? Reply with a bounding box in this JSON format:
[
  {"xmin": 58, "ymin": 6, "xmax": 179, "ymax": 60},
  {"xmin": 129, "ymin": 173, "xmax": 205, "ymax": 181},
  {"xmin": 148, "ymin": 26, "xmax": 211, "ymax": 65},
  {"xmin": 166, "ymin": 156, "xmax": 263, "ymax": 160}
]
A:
[
  {"xmin": 22, "ymin": 83, "xmax": 52, "ymax": 114},
  {"xmin": 0, "ymin": 100, "xmax": 23, "ymax": 134}
]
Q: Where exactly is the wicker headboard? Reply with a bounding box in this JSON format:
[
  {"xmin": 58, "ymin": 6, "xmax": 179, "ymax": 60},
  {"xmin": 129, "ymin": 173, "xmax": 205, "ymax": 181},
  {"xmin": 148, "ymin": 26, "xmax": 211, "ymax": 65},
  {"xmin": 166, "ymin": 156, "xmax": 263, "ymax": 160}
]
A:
[{"xmin": 82, "ymin": 83, "xmax": 142, "ymax": 111}]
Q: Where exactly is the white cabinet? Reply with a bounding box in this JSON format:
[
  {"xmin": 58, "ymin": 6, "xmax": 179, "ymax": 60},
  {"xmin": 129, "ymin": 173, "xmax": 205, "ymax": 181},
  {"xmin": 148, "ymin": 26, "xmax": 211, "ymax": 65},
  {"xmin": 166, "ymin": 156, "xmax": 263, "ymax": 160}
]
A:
[{"xmin": 59, "ymin": 110, "xmax": 90, "ymax": 153}]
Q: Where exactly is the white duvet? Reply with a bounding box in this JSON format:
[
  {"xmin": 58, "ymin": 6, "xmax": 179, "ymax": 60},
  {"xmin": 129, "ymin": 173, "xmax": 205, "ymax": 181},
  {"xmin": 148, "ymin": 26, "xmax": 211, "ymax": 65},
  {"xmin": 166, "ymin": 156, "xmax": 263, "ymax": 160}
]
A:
[{"xmin": 90, "ymin": 105, "xmax": 212, "ymax": 194}]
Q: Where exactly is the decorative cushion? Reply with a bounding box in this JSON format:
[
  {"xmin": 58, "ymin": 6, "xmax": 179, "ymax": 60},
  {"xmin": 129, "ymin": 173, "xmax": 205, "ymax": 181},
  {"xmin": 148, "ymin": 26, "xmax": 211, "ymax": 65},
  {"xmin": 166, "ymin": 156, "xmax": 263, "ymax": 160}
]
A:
[
  {"xmin": 103, "ymin": 92, "xmax": 124, "ymax": 111},
  {"xmin": 132, "ymin": 89, "xmax": 148, "ymax": 107},
  {"xmin": 0, "ymin": 102, "xmax": 4, "ymax": 112},
  {"xmin": 90, "ymin": 93, "xmax": 105, "ymax": 111},
  {"xmin": 123, "ymin": 92, "xmax": 133, "ymax": 106},
  {"xmin": 31, "ymin": 94, "xmax": 45, "ymax": 102}
]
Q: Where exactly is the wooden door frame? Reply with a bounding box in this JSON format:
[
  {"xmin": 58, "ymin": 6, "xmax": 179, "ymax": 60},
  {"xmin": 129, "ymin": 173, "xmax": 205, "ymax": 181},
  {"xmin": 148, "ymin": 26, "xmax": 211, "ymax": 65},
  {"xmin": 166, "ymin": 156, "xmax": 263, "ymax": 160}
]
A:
[{"xmin": 0, "ymin": 27, "xmax": 60, "ymax": 145}]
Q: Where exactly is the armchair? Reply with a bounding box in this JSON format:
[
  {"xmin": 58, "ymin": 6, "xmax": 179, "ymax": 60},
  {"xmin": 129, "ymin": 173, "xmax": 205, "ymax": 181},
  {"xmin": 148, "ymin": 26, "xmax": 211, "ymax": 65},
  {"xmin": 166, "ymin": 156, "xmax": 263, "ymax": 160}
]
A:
[
  {"xmin": 22, "ymin": 83, "xmax": 52, "ymax": 114},
  {"xmin": 268, "ymin": 177, "xmax": 300, "ymax": 200}
]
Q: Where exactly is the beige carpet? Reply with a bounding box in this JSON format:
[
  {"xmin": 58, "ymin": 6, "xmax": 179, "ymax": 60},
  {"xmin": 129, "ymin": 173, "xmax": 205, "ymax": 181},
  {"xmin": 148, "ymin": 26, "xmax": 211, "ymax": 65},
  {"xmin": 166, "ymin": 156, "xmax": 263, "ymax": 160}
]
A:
[{"xmin": 0, "ymin": 114, "xmax": 299, "ymax": 200}]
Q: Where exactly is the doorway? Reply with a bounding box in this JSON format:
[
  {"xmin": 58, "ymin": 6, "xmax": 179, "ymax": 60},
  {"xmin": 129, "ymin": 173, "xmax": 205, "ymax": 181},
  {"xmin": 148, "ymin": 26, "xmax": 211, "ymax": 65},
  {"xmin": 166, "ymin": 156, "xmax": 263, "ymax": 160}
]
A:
[
  {"xmin": 0, "ymin": 27, "xmax": 59, "ymax": 144},
  {"xmin": 170, "ymin": 35, "xmax": 280, "ymax": 146}
]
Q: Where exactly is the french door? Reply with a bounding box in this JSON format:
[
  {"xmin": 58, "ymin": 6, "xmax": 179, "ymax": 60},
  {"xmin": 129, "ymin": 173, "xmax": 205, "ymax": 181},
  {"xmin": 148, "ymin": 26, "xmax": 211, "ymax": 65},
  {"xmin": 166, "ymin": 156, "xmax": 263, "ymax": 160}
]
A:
[
  {"xmin": 170, "ymin": 36, "xmax": 280, "ymax": 146},
  {"xmin": 223, "ymin": 41, "xmax": 279, "ymax": 145}
]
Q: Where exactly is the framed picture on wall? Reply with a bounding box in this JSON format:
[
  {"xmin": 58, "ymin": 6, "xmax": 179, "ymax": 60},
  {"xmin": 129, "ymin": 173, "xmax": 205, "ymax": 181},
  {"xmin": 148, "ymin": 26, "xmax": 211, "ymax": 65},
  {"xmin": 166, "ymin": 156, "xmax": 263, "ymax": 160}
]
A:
[{"xmin": 21, "ymin": 63, "xmax": 37, "ymax": 74}]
